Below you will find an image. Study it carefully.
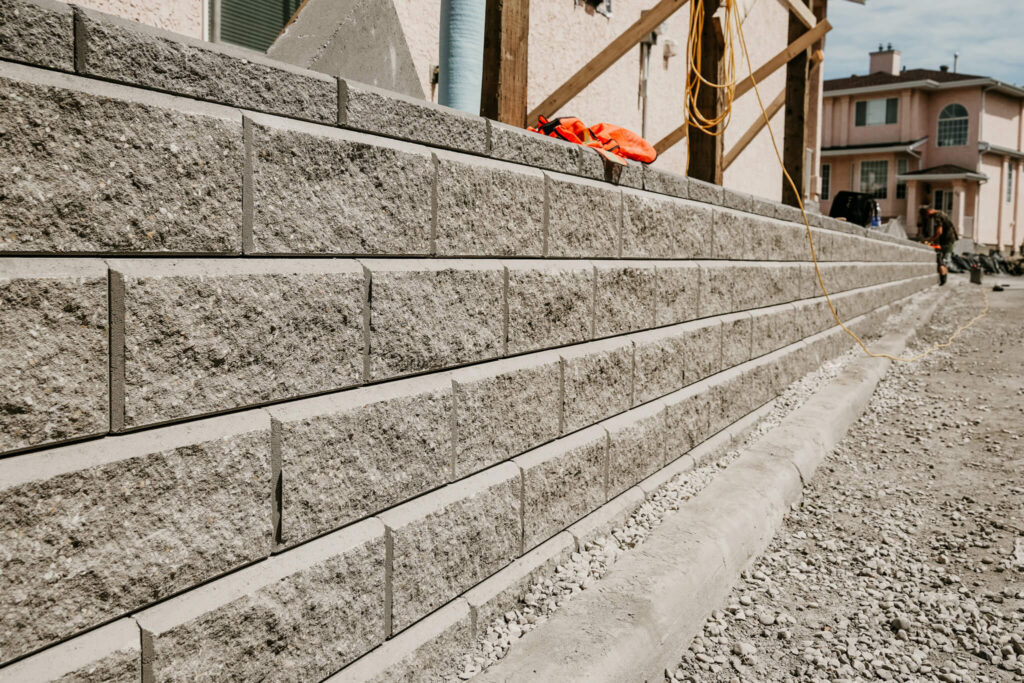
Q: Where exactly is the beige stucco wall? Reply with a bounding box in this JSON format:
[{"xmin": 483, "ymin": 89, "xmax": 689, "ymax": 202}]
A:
[
  {"xmin": 75, "ymin": 0, "xmax": 204, "ymax": 38},
  {"xmin": 982, "ymin": 92, "xmax": 1022, "ymax": 146}
]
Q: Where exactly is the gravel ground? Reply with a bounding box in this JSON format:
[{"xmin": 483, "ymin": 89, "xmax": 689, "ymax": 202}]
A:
[{"xmin": 669, "ymin": 279, "xmax": 1024, "ymax": 682}]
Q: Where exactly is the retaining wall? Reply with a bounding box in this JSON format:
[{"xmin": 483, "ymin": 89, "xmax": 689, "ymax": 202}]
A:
[{"xmin": 0, "ymin": 1, "xmax": 937, "ymax": 680}]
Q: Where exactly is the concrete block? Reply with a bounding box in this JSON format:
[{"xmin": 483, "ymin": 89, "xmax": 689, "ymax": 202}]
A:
[
  {"xmin": 452, "ymin": 352, "xmax": 562, "ymax": 478},
  {"xmin": 0, "ymin": 0, "xmax": 73, "ymax": 71},
  {"xmin": 464, "ymin": 532, "xmax": 575, "ymax": 634},
  {"xmin": 711, "ymin": 208, "xmax": 759, "ymax": 260},
  {"xmin": 750, "ymin": 303, "xmax": 800, "ymax": 358},
  {"xmin": 631, "ymin": 327, "xmax": 685, "ymax": 406},
  {"xmin": 621, "ymin": 190, "xmax": 712, "ymax": 259},
  {"xmin": 110, "ymin": 259, "xmax": 365, "ymax": 429},
  {"xmin": 677, "ymin": 318, "xmax": 723, "ymax": 386},
  {"xmin": 516, "ymin": 427, "xmax": 608, "ymax": 550},
  {"xmin": 698, "ymin": 262, "xmax": 805, "ymax": 317},
  {"xmin": 768, "ymin": 220, "xmax": 814, "ymax": 261},
  {"xmin": 504, "ymin": 260, "xmax": 594, "ymax": 355},
  {"xmin": 642, "ymin": 166, "xmax": 689, "ymax": 198},
  {"xmin": 487, "ymin": 120, "xmax": 579, "ymax": 175},
  {"xmin": 719, "ymin": 311, "xmax": 753, "ymax": 368},
  {"xmin": 436, "ymin": 153, "xmax": 545, "ymax": 257},
  {"xmin": 687, "ymin": 177, "xmax": 723, "ymax": 205},
  {"xmin": 604, "ymin": 402, "xmax": 667, "ymax": 497},
  {"xmin": 0, "ymin": 412, "xmax": 271, "ymax": 662},
  {"xmin": 245, "ymin": 115, "xmax": 433, "ymax": 255},
  {"xmin": 270, "ymin": 374, "xmax": 452, "ymax": 549},
  {"xmin": 561, "ymin": 338, "xmax": 633, "ymax": 433},
  {"xmin": 75, "ymin": 6, "xmax": 336, "ymax": 122},
  {"xmin": 663, "ymin": 383, "xmax": 713, "ymax": 460},
  {"xmin": 603, "ymin": 161, "xmax": 644, "ymax": 189},
  {"xmin": 808, "ymin": 227, "xmax": 834, "ymax": 261},
  {"xmin": 654, "ymin": 261, "xmax": 700, "ymax": 326},
  {"xmin": 380, "ymin": 463, "xmax": 521, "ymax": 633},
  {"xmin": 0, "ymin": 63, "xmax": 242, "ymax": 254},
  {"xmin": 593, "ymin": 262, "xmax": 656, "ymax": 337},
  {"xmin": 567, "ymin": 487, "xmax": 644, "ymax": 548},
  {"xmin": 0, "ymin": 618, "xmax": 139, "ymax": 683},
  {"xmin": 324, "ymin": 599, "xmax": 473, "ymax": 683},
  {"xmin": 721, "ymin": 188, "xmax": 753, "ymax": 213},
  {"xmin": 545, "ymin": 173, "xmax": 621, "ymax": 258},
  {"xmin": 340, "ymin": 79, "xmax": 488, "ymax": 155},
  {"xmin": 364, "ymin": 259, "xmax": 504, "ymax": 380},
  {"xmin": 749, "ymin": 194, "xmax": 776, "ymax": 218},
  {"xmin": 638, "ymin": 453, "xmax": 695, "ymax": 495},
  {"xmin": 137, "ymin": 519, "xmax": 385, "ymax": 682},
  {"xmin": 774, "ymin": 202, "xmax": 807, "ymax": 225},
  {"xmin": 706, "ymin": 366, "xmax": 754, "ymax": 436},
  {"xmin": 0, "ymin": 259, "xmax": 107, "ymax": 455},
  {"xmin": 576, "ymin": 147, "xmax": 607, "ymax": 181}
]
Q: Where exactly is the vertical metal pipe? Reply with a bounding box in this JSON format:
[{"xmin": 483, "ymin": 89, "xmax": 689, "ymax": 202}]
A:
[{"xmin": 439, "ymin": 0, "xmax": 486, "ymax": 113}]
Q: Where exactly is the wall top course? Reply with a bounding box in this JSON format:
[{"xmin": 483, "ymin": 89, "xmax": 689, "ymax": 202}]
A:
[
  {"xmin": 107, "ymin": 258, "xmax": 364, "ymax": 277},
  {"xmin": 135, "ymin": 517, "xmax": 385, "ymax": 635},
  {"xmin": 358, "ymin": 259, "xmax": 505, "ymax": 274},
  {"xmin": 602, "ymin": 397, "xmax": 666, "ymax": 433},
  {"xmin": 268, "ymin": 372, "xmax": 453, "ymax": 424},
  {"xmin": 0, "ymin": 617, "xmax": 138, "ymax": 683},
  {"xmin": 558, "ymin": 334, "xmax": 634, "ymax": 361}
]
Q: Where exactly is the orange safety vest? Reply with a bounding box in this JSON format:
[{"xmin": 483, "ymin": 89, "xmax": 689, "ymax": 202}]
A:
[{"xmin": 530, "ymin": 116, "xmax": 658, "ymax": 164}]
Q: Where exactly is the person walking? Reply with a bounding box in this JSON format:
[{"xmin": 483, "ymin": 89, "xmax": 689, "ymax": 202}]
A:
[{"xmin": 928, "ymin": 208, "xmax": 958, "ymax": 286}]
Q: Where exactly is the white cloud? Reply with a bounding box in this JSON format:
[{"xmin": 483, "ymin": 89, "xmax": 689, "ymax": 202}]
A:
[{"xmin": 823, "ymin": 0, "xmax": 1024, "ymax": 84}]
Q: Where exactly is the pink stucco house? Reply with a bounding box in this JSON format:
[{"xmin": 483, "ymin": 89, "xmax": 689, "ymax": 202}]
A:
[{"xmin": 820, "ymin": 46, "xmax": 1024, "ymax": 251}]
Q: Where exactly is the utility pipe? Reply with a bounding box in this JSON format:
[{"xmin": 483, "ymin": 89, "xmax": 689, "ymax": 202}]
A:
[{"xmin": 438, "ymin": 0, "xmax": 486, "ymax": 114}]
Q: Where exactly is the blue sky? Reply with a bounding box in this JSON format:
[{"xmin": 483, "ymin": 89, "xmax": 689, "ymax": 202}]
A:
[{"xmin": 824, "ymin": 0, "xmax": 1024, "ymax": 85}]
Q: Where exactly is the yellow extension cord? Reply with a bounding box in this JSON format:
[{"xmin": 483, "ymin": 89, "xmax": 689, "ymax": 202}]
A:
[{"xmin": 682, "ymin": 0, "xmax": 989, "ymax": 363}]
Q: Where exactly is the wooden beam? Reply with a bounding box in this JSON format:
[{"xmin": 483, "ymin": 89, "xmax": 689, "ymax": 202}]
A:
[
  {"xmin": 654, "ymin": 18, "xmax": 830, "ymax": 156},
  {"xmin": 688, "ymin": 0, "xmax": 724, "ymax": 184},
  {"xmin": 481, "ymin": 0, "xmax": 531, "ymax": 126},
  {"xmin": 781, "ymin": 0, "xmax": 816, "ymax": 28},
  {"xmin": 723, "ymin": 89, "xmax": 786, "ymax": 170},
  {"xmin": 781, "ymin": 0, "xmax": 810, "ymax": 205},
  {"xmin": 526, "ymin": 0, "xmax": 688, "ymax": 125}
]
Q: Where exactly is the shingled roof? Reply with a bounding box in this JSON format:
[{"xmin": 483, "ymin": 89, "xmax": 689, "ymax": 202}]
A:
[{"xmin": 824, "ymin": 68, "xmax": 984, "ymax": 92}]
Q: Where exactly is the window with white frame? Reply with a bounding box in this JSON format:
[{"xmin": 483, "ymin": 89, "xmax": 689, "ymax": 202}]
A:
[
  {"xmin": 860, "ymin": 160, "xmax": 888, "ymax": 199},
  {"xmin": 855, "ymin": 97, "xmax": 898, "ymax": 126},
  {"xmin": 821, "ymin": 163, "xmax": 831, "ymax": 200},
  {"xmin": 937, "ymin": 104, "xmax": 969, "ymax": 147},
  {"xmin": 896, "ymin": 159, "xmax": 908, "ymax": 200}
]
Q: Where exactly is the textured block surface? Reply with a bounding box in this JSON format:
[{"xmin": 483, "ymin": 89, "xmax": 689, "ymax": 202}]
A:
[
  {"xmin": 138, "ymin": 520, "xmax": 385, "ymax": 682},
  {"xmin": 593, "ymin": 262, "xmax": 656, "ymax": 337},
  {"xmin": 663, "ymin": 384, "xmax": 713, "ymax": 459},
  {"xmin": 0, "ymin": 259, "xmax": 108, "ymax": 454},
  {"xmin": 271, "ymin": 375, "xmax": 452, "ymax": 548},
  {"xmin": 0, "ymin": 413, "xmax": 271, "ymax": 662},
  {"xmin": 642, "ymin": 167, "xmax": 688, "ymax": 198},
  {"xmin": 111, "ymin": 259, "xmax": 365, "ymax": 429},
  {"xmin": 517, "ymin": 427, "xmax": 607, "ymax": 550},
  {"xmin": 720, "ymin": 312, "xmax": 753, "ymax": 368},
  {"xmin": 545, "ymin": 174, "xmax": 621, "ymax": 257},
  {"xmin": 247, "ymin": 116, "xmax": 433, "ymax": 255},
  {"xmin": 505, "ymin": 260, "xmax": 593, "ymax": 354},
  {"xmin": 488, "ymin": 120, "xmax": 579, "ymax": 174},
  {"xmin": 699, "ymin": 262, "xmax": 804, "ymax": 316},
  {"xmin": 0, "ymin": 64, "xmax": 242, "ymax": 254},
  {"xmin": 654, "ymin": 262, "xmax": 700, "ymax": 326},
  {"xmin": 381, "ymin": 464, "xmax": 521, "ymax": 633},
  {"xmin": 0, "ymin": 618, "xmax": 139, "ymax": 682},
  {"xmin": 632, "ymin": 328, "xmax": 685, "ymax": 405},
  {"xmin": 435, "ymin": 154, "xmax": 545, "ymax": 256},
  {"xmin": 453, "ymin": 353, "xmax": 561, "ymax": 477},
  {"xmin": 561, "ymin": 338, "xmax": 633, "ymax": 433},
  {"xmin": 76, "ymin": 7, "xmax": 336, "ymax": 122},
  {"xmin": 0, "ymin": 0, "xmax": 74, "ymax": 71},
  {"xmin": 604, "ymin": 404, "xmax": 666, "ymax": 497},
  {"xmin": 621, "ymin": 191, "xmax": 711, "ymax": 259},
  {"xmin": 365, "ymin": 260, "xmax": 504, "ymax": 379}
]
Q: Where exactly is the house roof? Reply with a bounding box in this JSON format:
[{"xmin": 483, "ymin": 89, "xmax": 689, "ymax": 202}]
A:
[
  {"xmin": 824, "ymin": 69, "xmax": 983, "ymax": 92},
  {"xmin": 821, "ymin": 137, "xmax": 927, "ymax": 157},
  {"xmin": 901, "ymin": 164, "xmax": 975, "ymax": 176},
  {"xmin": 897, "ymin": 164, "xmax": 988, "ymax": 182}
]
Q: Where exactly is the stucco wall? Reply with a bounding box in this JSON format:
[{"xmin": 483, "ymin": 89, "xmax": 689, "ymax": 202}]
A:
[
  {"xmin": 982, "ymin": 92, "xmax": 1022, "ymax": 146},
  {"xmin": 74, "ymin": 0, "xmax": 203, "ymax": 38}
]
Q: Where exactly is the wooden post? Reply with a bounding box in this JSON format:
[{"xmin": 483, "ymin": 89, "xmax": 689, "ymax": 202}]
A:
[
  {"xmin": 481, "ymin": 0, "xmax": 530, "ymax": 126},
  {"xmin": 689, "ymin": 0, "xmax": 723, "ymax": 185},
  {"xmin": 781, "ymin": 0, "xmax": 810, "ymax": 206}
]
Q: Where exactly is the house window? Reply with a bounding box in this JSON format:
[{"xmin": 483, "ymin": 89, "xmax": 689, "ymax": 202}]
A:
[
  {"xmin": 209, "ymin": 0, "xmax": 302, "ymax": 52},
  {"xmin": 937, "ymin": 104, "xmax": 969, "ymax": 147},
  {"xmin": 934, "ymin": 190, "xmax": 953, "ymax": 212},
  {"xmin": 855, "ymin": 97, "xmax": 898, "ymax": 126},
  {"xmin": 860, "ymin": 160, "xmax": 888, "ymax": 199},
  {"xmin": 1009, "ymin": 162, "xmax": 1015, "ymax": 203},
  {"xmin": 896, "ymin": 159, "xmax": 908, "ymax": 200},
  {"xmin": 821, "ymin": 164, "xmax": 831, "ymax": 200}
]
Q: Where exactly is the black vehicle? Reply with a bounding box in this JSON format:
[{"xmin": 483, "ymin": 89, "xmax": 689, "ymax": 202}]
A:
[{"xmin": 828, "ymin": 191, "xmax": 880, "ymax": 228}]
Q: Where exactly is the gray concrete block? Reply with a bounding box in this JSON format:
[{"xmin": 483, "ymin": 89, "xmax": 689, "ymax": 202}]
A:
[
  {"xmin": 698, "ymin": 262, "xmax": 805, "ymax": 317},
  {"xmin": 720, "ymin": 311, "xmax": 753, "ymax": 368},
  {"xmin": 642, "ymin": 166, "xmax": 689, "ymax": 198},
  {"xmin": 324, "ymin": 599, "xmax": 473, "ymax": 683},
  {"xmin": 380, "ymin": 463, "xmax": 521, "ymax": 633},
  {"xmin": 0, "ymin": 412, "xmax": 271, "ymax": 662},
  {"xmin": 516, "ymin": 427, "xmax": 608, "ymax": 551},
  {"xmin": 721, "ymin": 188, "xmax": 753, "ymax": 213},
  {"xmin": 769, "ymin": 220, "xmax": 814, "ymax": 261},
  {"xmin": 593, "ymin": 262, "xmax": 656, "ymax": 337},
  {"xmin": 1, "ymin": 259, "xmax": 107, "ymax": 455},
  {"xmin": 748, "ymin": 194, "xmax": 777, "ymax": 218},
  {"xmin": 677, "ymin": 318, "xmax": 723, "ymax": 386},
  {"xmin": 654, "ymin": 261, "xmax": 700, "ymax": 326},
  {"xmin": 687, "ymin": 177, "xmax": 724, "ymax": 205},
  {"xmin": 246, "ymin": 114, "xmax": 433, "ymax": 255},
  {"xmin": 488, "ymin": 121, "xmax": 579, "ymax": 175},
  {"xmin": 604, "ymin": 403, "xmax": 667, "ymax": 497},
  {"xmin": 504, "ymin": 261, "xmax": 594, "ymax": 355},
  {"xmin": 631, "ymin": 327, "xmax": 685, "ymax": 406},
  {"xmin": 621, "ymin": 191, "xmax": 712, "ymax": 259},
  {"xmin": 0, "ymin": 63, "xmax": 242, "ymax": 254},
  {"xmin": 750, "ymin": 303, "xmax": 801, "ymax": 358},
  {"xmin": 663, "ymin": 384, "xmax": 713, "ymax": 460},
  {"xmin": 706, "ymin": 366, "xmax": 753, "ymax": 436},
  {"xmin": 567, "ymin": 487, "xmax": 644, "ymax": 548},
  {"xmin": 340, "ymin": 79, "xmax": 488, "ymax": 154},
  {"xmin": 270, "ymin": 374, "xmax": 452, "ymax": 549},
  {"xmin": 774, "ymin": 202, "xmax": 807, "ymax": 225},
  {"xmin": 808, "ymin": 227, "xmax": 834, "ymax": 261},
  {"xmin": 605, "ymin": 161, "xmax": 644, "ymax": 189},
  {"xmin": 363, "ymin": 260, "xmax": 504, "ymax": 380},
  {"xmin": 463, "ymin": 532, "xmax": 575, "ymax": 634},
  {"xmin": 0, "ymin": 618, "xmax": 139, "ymax": 682},
  {"xmin": 560, "ymin": 337, "xmax": 633, "ymax": 434},
  {"xmin": 137, "ymin": 519, "xmax": 385, "ymax": 682},
  {"xmin": 711, "ymin": 208, "xmax": 759, "ymax": 260},
  {"xmin": 0, "ymin": 0, "xmax": 73, "ymax": 71},
  {"xmin": 576, "ymin": 147, "xmax": 607, "ymax": 181},
  {"xmin": 545, "ymin": 173, "xmax": 621, "ymax": 258},
  {"xmin": 75, "ymin": 6, "xmax": 336, "ymax": 123},
  {"xmin": 110, "ymin": 259, "xmax": 364, "ymax": 429},
  {"xmin": 452, "ymin": 352, "xmax": 561, "ymax": 478},
  {"xmin": 436, "ymin": 154, "xmax": 545, "ymax": 256}
]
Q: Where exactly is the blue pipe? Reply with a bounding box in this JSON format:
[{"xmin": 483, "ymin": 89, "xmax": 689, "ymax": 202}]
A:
[{"xmin": 438, "ymin": 0, "xmax": 486, "ymax": 114}]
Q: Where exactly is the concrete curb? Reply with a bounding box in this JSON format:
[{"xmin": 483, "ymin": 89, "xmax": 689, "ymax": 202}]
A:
[{"xmin": 473, "ymin": 288, "xmax": 946, "ymax": 683}]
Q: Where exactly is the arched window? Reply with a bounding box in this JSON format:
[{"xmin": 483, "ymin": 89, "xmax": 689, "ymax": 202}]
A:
[{"xmin": 937, "ymin": 104, "xmax": 969, "ymax": 147}]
